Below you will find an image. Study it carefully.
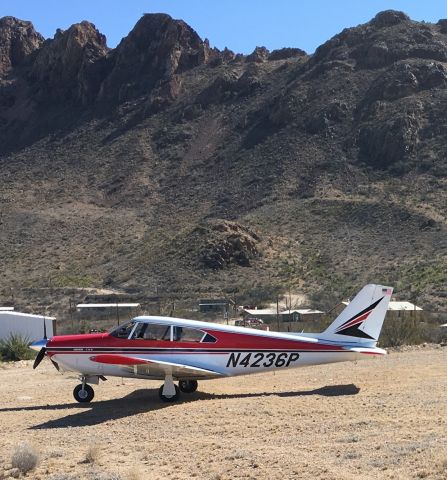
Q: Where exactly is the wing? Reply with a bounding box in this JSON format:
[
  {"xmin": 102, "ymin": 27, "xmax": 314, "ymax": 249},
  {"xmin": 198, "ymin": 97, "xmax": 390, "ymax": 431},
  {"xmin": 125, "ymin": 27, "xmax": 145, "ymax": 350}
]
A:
[{"xmin": 90, "ymin": 354, "xmax": 223, "ymax": 379}]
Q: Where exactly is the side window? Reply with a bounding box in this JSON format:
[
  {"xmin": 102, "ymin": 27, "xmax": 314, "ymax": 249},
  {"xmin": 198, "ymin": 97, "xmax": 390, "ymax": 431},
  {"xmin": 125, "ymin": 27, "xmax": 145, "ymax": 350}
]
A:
[
  {"xmin": 135, "ymin": 324, "xmax": 170, "ymax": 341},
  {"xmin": 173, "ymin": 326, "xmax": 204, "ymax": 343}
]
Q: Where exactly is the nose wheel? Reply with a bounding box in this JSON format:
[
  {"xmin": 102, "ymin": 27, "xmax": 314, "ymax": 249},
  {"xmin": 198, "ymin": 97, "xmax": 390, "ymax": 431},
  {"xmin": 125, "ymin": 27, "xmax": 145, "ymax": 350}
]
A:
[{"xmin": 73, "ymin": 383, "xmax": 95, "ymax": 403}]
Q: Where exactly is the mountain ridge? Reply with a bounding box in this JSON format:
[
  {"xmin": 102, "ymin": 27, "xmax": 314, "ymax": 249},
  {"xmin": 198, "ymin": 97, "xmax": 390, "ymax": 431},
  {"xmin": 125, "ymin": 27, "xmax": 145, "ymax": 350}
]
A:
[{"xmin": 0, "ymin": 10, "xmax": 445, "ymax": 314}]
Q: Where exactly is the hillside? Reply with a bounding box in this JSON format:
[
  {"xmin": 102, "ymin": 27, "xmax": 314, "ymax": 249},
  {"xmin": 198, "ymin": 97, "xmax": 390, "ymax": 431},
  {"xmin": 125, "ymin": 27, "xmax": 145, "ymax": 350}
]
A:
[{"xmin": 0, "ymin": 10, "xmax": 446, "ymax": 314}]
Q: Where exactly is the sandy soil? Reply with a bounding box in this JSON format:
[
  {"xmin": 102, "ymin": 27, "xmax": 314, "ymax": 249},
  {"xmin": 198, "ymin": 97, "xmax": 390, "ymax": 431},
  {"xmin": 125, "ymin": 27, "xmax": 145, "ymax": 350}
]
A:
[{"xmin": 0, "ymin": 346, "xmax": 446, "ymax": 480}]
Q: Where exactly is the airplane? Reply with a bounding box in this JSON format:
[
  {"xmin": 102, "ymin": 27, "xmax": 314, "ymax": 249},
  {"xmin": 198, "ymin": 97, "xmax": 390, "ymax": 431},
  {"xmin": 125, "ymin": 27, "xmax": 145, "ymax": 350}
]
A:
[{"xmin": 31, "ymin": 284, "xmax": 393, "ymax": 403}]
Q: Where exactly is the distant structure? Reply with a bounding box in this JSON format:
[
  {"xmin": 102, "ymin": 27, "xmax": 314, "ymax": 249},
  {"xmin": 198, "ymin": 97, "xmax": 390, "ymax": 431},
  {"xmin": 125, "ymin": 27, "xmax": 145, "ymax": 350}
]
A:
[
  {"xmin": 199, "ymin": 298, "xmax": 235, "ymax": 315},
  {"xmin": 242, "ymin": 308, "xmax": 324, "ymax": 323},
  {"xmin": 0, "ymin": 311, "xmax": 56, "ymax": 342}
]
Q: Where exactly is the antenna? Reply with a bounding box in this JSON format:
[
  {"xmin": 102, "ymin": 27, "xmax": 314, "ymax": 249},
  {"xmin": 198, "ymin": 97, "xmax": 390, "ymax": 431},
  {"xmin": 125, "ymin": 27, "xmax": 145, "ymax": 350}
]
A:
[{"xmin": 43, "ymin": 316, "xmax": 47, "ymax": 340}]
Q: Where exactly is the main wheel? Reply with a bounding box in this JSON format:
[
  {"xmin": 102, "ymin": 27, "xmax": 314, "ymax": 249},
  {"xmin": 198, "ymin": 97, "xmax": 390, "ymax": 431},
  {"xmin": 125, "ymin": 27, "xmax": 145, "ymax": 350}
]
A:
[
  {"xmin": 158, "ymin": 384, "xmax": 180, "ymax": 402},
  {"xmin": 73, "ymin": 384, "xmax": 95, "ymax": 403},
  {"xmin": 179, "ymin": 380, "xmax": 198, "ymax": 393}
]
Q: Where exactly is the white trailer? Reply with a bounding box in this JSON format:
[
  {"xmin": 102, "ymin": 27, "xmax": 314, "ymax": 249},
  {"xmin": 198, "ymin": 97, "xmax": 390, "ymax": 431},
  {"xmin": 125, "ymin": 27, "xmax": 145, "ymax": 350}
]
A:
[{"xmin": 0, "ymin": 312, "xmax": 56, "ymax": 343}]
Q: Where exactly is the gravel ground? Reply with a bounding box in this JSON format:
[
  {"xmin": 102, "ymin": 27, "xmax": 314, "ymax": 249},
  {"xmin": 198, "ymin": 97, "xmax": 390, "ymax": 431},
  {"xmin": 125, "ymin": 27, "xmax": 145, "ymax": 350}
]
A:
[{"xmin": 0, "ymin": 346, "xmax": 446, "ymax": 480}]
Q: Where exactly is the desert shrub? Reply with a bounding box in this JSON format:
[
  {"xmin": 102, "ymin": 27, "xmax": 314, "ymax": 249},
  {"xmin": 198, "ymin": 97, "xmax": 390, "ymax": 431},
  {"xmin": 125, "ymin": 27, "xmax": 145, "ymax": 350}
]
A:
[
  {"xmin": 11, "ymin": 442, "xmax": 39, "ymax": 473},
  {"xmin": 380, "ymin": 315, "xmax": 428, "ymax": 347},
  {"xmin": 84, "ymin": 444, "xmax": 101, "ymax": 465},
  {"xmin": 0, "ymin": 334, "xmax": 35, "ymax": 361}
]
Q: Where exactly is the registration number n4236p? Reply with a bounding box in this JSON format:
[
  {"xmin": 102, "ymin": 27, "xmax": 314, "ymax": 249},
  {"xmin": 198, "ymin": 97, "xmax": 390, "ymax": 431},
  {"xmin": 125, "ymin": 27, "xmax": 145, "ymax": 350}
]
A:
[{"xmin": 226, "ymin": 352, "xmax": 300, "ymax": 368}]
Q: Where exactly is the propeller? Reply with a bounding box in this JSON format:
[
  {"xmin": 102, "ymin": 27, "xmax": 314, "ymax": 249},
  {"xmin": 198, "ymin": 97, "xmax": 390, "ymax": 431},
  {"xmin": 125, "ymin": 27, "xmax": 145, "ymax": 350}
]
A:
[
  {"xmin": 33, "ymin": 346, "xmax": 46, "ymax": 369},
  {"xmin": 31, "ymin": 317, "xmax": 49, "ymax": 369}
]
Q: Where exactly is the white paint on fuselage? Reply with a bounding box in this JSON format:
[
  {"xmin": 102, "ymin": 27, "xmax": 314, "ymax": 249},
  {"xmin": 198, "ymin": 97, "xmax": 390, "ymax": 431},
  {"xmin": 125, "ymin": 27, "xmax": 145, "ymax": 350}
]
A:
[{"xmin": 52, "ymin": 349, "xmax": 363, "ymax": 381}]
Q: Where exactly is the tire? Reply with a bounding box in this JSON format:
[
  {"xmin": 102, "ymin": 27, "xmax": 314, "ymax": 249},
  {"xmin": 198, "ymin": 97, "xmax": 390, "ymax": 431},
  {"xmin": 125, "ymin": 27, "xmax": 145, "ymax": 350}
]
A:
[
  {"xmin": 158, "ymin": 384, "xmax": 180, "ymax": 402},
  {"xmin": 73, "ymin": 384, "xmax": 95, "ymax": 403},
  {"xmin": 179, "ymin": 380, "xmax": 198, "ymax": 393}
]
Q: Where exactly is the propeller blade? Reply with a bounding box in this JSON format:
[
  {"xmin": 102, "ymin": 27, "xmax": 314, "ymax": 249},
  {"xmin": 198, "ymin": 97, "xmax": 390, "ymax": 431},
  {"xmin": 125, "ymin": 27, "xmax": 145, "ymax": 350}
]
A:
[
  {"xmin": 43, "ymin": 317, "xmax": 47, "ymax": 340},
  {"xmin": 33, "ymin": 347, "xmax": 46, "ymax": 369},
  {"xmin": 50, "ymin": 358, "xmax": 60, "ymax": 371}
]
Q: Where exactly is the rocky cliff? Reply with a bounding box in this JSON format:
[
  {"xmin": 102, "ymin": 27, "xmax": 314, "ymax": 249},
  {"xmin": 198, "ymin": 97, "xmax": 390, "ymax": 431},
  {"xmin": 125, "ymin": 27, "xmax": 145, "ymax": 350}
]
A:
[{"xmin": 0, "ymin": 11, "xmax": 445, "ymax": 313}]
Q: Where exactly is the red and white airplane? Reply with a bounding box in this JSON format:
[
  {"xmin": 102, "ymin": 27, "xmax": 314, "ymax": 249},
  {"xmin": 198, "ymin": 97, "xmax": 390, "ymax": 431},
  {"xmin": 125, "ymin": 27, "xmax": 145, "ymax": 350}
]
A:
[{"xmin": 31, "ymin": 284, "xmax": 392, "ymax": 402}]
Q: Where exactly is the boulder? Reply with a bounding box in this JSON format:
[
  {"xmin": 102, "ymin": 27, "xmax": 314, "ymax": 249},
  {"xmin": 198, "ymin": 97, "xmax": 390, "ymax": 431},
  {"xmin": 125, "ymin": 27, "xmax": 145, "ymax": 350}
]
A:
[{"xmin": 199, "ymin": 220, "xmax": 261, "ymax": 269}]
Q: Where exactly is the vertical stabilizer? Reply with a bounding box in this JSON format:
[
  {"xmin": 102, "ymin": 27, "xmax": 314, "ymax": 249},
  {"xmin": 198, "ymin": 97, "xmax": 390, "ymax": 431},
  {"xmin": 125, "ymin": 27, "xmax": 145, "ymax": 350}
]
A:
[{"xmin": 323, "ymin": 284, "xmax": 393, "ymax": 345}]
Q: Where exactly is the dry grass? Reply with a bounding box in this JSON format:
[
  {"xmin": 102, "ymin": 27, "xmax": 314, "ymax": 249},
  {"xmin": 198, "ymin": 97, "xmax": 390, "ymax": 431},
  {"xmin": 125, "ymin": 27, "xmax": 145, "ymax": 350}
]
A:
[
  {"xmin": 83, "ymin": 444, "xmax": 101, "ymax": 465},
  {"xmin": 11, "ymin": 442, "xmax": 39, "ymax": 473}
]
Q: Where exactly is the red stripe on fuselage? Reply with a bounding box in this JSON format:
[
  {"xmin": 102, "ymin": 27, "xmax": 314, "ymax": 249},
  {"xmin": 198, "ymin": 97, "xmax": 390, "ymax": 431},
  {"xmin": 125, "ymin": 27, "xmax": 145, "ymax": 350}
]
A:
[{"xmin": 90, "ymin": 354, "xmax": 148, "ymax": 365}]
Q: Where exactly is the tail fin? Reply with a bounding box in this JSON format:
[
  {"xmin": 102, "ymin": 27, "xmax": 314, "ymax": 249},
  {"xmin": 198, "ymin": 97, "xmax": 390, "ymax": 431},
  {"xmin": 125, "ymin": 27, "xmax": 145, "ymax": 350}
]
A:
[{"xmin": 323, "ymin": 284, "xmax": 393, "ymax": 345}]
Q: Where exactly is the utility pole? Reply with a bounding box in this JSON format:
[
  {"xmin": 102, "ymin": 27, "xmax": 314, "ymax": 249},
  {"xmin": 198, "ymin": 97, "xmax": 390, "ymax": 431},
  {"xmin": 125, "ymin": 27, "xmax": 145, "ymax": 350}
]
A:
[{"xmin": 276, "ymin": 295, "xmax": 280, "ymax": 332}]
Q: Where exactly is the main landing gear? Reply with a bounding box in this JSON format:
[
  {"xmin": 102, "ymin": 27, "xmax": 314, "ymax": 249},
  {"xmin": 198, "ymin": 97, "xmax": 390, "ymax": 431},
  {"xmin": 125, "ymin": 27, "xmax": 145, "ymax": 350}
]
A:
[{"xmin": 158, "ymin": 376, "xmax": 199, "ymax": 402}]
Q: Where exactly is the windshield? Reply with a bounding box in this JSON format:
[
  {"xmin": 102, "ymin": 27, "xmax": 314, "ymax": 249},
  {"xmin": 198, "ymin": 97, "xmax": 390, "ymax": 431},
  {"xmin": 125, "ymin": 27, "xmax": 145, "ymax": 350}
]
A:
[{"xmin": 110, "ymin": 321, "xmax": 136, "ymax": 339}]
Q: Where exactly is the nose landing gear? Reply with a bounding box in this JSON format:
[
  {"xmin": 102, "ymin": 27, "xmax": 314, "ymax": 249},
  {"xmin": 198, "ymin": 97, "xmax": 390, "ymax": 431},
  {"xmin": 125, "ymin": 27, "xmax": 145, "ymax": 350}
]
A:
[
  {"xmin": 73, "ymin": 375, "xmax": 103, "ymax": 403},
  {"xmin": 73, "ymin": 383, "xmax": 95, "ymax": 403}
]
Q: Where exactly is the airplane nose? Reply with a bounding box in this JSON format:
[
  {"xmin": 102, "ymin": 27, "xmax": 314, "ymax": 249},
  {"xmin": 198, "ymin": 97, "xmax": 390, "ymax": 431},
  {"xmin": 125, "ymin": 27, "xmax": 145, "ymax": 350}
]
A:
[{"xmin": 30, "ymin": 339, "xmax": 48, "ymax": 352}]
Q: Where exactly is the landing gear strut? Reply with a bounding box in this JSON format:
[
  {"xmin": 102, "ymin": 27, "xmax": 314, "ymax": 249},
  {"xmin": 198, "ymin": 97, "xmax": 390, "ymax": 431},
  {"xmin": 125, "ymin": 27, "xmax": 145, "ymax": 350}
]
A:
[
  {"xmin": 73, "ymin": 380, "xmax": 95, "ymax": 403},
  {"xmin": 159, "ymin": 374, "xmax": 180, "ymax": 402},
  {"xmin": 179, "ymin": 380, "xmax": 198, "ymax": 393}
]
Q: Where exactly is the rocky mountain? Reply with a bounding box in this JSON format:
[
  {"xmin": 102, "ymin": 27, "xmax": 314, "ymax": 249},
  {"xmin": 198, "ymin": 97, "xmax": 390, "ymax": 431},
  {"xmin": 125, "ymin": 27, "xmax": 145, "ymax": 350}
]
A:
[{"xmin": 0, "ymin": 10, "xmax": 446, "ymax": 314}]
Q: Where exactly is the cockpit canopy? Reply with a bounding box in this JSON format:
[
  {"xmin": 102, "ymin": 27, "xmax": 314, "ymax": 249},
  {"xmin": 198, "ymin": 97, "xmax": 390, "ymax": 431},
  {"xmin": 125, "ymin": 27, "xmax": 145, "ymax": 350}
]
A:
[{"xmin": 110, "ymin": 321, "xmax": 217, "ymax": 343}]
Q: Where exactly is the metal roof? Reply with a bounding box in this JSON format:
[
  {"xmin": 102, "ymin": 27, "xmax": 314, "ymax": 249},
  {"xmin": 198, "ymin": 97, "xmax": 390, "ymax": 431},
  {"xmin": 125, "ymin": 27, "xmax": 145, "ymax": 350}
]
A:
[
  {"xmin": 243, "ymin": 308, "xmax": 278, "ymax": 316},
  {"xmin": 280, "ymin": 309, "xmax": 324, "ymax": 315},
  {"xmin": 342, "ymin": 300, "xmax": 422, "ymax": 311},
  {"xmin": 0, "ymin": 311, "xmax": 55, "ymax": 320},
  {"xmin": 77, "ymin": 303, "xmax": 140, "ymax": 309}
]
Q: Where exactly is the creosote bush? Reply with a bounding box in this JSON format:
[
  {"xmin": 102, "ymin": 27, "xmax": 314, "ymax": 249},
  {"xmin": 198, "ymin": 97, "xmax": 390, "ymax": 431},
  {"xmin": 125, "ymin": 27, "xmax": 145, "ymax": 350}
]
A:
[{"xmin": 11, "ymin": 442, "xmax": 39, "ymax": 474}]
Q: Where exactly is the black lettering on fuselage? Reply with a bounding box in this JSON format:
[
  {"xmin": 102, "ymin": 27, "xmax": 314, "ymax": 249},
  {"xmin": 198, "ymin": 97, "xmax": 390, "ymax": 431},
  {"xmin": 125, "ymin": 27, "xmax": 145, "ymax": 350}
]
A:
[
  {"xmin": 226, "ymin": 352, "xmax": 241, "ymax": 367},
  {"xmin": 226, "ymin": 352, "xmax": 300, "ymax": 368}
]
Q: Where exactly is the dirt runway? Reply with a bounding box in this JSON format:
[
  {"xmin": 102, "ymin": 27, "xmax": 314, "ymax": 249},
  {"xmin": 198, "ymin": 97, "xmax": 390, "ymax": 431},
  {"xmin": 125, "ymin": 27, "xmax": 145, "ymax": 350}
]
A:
[{"xmin": 0, "ymin": 346, "xmax": 446, "ymax": 479}]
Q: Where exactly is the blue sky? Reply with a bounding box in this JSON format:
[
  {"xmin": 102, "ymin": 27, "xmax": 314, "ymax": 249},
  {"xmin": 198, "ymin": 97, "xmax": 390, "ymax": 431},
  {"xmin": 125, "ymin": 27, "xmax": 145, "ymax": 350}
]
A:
[{"xmin": 1, "ymin": 0, "xmax": 446, "ymax": 54}]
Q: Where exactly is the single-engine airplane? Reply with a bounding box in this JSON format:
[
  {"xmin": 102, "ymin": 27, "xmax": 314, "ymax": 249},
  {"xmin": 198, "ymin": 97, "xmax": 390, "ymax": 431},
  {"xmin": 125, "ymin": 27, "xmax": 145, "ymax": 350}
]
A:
[{"xmin": 31, "ymin": 284, "xmax": 392, "ymax": 402}]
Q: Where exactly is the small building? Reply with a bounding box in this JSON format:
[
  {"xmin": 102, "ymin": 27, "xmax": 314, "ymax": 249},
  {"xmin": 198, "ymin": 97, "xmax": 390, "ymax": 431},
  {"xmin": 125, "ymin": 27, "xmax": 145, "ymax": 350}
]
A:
[
  {"xmin": 281, "ymin": 308, "xmax": 324, "ymax": 323},
  {"xmin": 199, "ymin": 298, "xmax": 235, "ymax": 314},
  {"xmin": 0, "ymin": 311, "xmax": 56, "ymax": 342},
  {"xmin": 0, "ymin": 307, "xmax": 14, "ymax": 311},
  {"xmin": 242, "ymin": 308, "xmax": 278, "ymax": 322}
]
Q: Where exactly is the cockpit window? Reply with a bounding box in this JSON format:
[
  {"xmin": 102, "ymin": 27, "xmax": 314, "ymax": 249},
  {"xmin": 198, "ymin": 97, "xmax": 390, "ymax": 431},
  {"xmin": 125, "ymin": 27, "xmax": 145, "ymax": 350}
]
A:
[
  {"xmin": 110, "ymin": 321, "xmax": 136, "ymax": 339},
  {"xmin": 173, "ymin": 326, "xmax": 204, "ymax": 343},
  {"xmin": 131, "ymin": 323, "xmax": 171, "ymax": 341}
]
